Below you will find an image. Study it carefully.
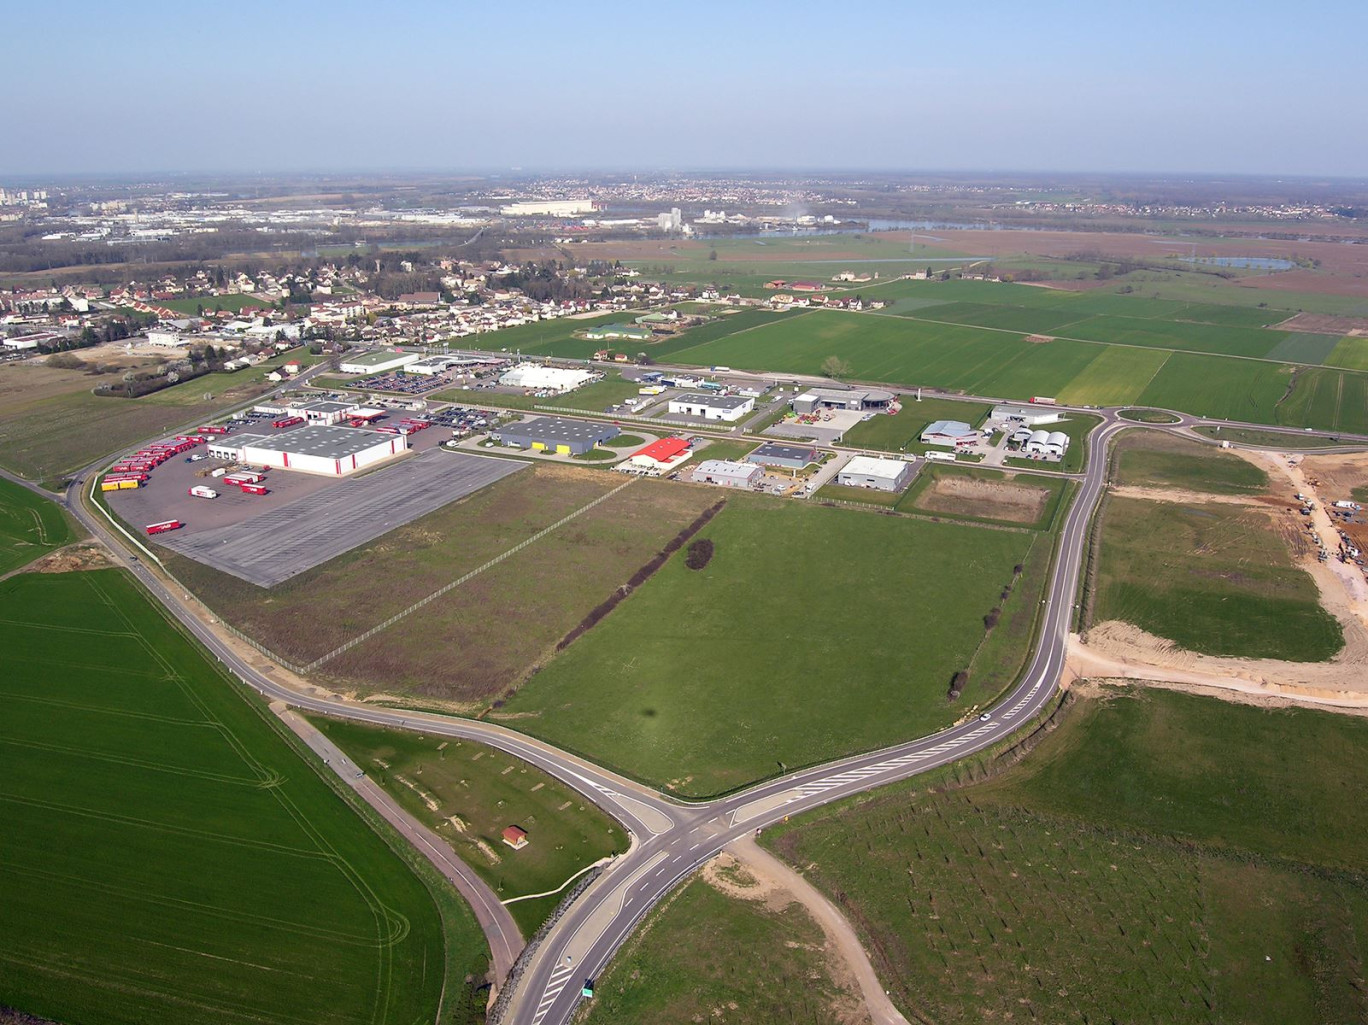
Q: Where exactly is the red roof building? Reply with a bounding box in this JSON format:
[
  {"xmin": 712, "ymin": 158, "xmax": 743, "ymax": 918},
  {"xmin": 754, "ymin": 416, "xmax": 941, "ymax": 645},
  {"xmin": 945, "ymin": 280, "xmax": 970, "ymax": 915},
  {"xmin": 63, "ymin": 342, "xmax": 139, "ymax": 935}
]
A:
[
  {"xmin": 501, "ymin": 825, "xmax": 529, "ymax": 850},
  {"xmin": 632, "ymin": 437, "xmax": 690, "ymax": 463}
]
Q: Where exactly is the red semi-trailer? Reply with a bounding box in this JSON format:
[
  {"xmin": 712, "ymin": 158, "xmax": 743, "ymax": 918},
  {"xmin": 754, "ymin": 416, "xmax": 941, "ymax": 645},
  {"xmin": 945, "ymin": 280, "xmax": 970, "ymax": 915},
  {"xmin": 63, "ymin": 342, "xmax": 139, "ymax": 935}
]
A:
[
  {"xmin": 272, "ymin": 416, "xmax": 304, "ymax": 428},
  {"xmin": 240, "ymin": 483, "xmax": 269, "ymax": 496},
  {"xmin": 145, "ymin": 520, "xmax": 183, "ymax": 535}
]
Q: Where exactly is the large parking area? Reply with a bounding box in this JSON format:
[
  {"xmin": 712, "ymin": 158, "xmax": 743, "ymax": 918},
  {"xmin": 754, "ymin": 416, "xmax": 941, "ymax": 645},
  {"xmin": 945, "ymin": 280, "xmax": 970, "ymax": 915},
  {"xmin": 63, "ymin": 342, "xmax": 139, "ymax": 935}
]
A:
[{"xmin": 121, "ymin": 449, "xmax": 525, "ymax": 587}]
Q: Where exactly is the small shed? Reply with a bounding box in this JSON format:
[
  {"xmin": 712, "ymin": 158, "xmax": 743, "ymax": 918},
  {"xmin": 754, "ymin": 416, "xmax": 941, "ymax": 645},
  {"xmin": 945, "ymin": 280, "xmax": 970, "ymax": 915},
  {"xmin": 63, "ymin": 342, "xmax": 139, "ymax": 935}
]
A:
[{"xmin": 501, "ymin": 825, "xmax": 529, "ymax": 850}]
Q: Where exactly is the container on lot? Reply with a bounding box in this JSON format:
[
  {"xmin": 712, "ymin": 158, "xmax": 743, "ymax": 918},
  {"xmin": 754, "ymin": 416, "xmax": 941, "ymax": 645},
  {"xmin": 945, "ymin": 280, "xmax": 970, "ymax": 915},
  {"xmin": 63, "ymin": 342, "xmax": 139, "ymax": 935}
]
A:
[
  {"xmin": 145, "ymin": 520, "xmax": 183, "ymax": 535},
  {"xmin": 117, "ymin": 479, "xmax": 140, "ymax": 490},
  {"xmin": 272, "ymin": 416, "xmax": 305, "ymax": 429},
  {"xmin": 198, "ymin": 425, "xmax": 230, "ymax": 434},
  {"xmin": 240, "ymin": 483, "xmax": 269, "ymax": 496},
  {"xmin": 188, "ymin": 485, "xmax": 218, "ymax": 499},
  {"xmin": 210, "ymin": 467, "xmax": 229, "ymax": 478}
]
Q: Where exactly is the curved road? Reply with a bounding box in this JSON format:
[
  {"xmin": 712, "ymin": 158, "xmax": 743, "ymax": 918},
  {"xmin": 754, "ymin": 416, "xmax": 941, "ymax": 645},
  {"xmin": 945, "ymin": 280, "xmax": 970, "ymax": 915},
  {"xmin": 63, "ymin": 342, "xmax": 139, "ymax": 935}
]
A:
[{"xmin": 16, "ymin": 393, "xmax": 1364, "ymax": 1025}]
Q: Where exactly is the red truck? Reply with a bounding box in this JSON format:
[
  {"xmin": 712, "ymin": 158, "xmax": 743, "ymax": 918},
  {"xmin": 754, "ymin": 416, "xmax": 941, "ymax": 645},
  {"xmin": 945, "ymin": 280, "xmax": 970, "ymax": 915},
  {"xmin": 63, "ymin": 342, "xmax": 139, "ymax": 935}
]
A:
[
  {"xmin": 145, "ymin": 520, "xmax": 183, "ymax": 535},
  {"xmin": 272, "ymin": 416, "xmax": 305, "ymax": 428}
]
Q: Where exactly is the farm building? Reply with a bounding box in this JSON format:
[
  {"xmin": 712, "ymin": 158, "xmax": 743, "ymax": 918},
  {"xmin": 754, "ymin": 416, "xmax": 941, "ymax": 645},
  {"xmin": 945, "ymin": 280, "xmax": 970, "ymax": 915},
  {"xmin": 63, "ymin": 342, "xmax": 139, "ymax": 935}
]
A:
[
  {"xmin": 691, "ymin": 459, "xmax": 761, "ymax": 488},
  {"xmin": 920, "ymin": 420, "xmax": 983, "ymax": 449},
  {"xmin": 792, "ymin": 386, "xmax": 895, "ymax": 415},
  {"xmin": 210, "ymin": 425, "xmax": 407, "ymax": 475},
  {"xmin": 623, "ymin": 437, "xmax": 693, "ymax": 474},
  {"xmin": 991, "ymin": 403, "xmax": 1061, "ymax": 427},
  {"xmin": 837, "ymin": 455, "xmax": 915, "ymax": 492},
  {"xmin": 1024, "ymin": 430, "xmax": 1070, "ymax": 458},
  {"xmin": 490, "ymin": 416, "xmax": 619, "ymax": 456},
  {"xmin": 339, "ymin": 349, "xmax": 421, "ymax": 374},
  {"xmin": 583, "ymin": 323, "xmax": 652, "ymax": 342},
  {"xmin": 668, "ymin": 392, "xmax": 755, "ymax": 422},
  {"xmin": 498, "ymin": 364, "xmax": 595, "ymax": 393},
  {"xmin": 746, "ymin": 442, "xmax": 818, "ymax": 470}
]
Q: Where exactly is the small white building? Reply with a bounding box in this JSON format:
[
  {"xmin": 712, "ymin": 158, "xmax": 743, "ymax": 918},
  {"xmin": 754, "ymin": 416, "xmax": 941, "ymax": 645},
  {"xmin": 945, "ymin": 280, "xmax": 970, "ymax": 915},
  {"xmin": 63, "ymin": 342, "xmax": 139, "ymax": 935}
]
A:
[
  {"xmin": 837, "ymin": 455, "xmax": 915, "ymax": 492},
  {"xmin": 668, "ymin": 392, "xmax": 755, "ymax": 423},
  {"xmin": 146, "ymin": 329, "xmax": 185, "ymax": 348},
  {"xmin": 691, "ymin": 459, "xmax": 761, "ymax": 488},
  {"xmin": 991, "ymin": 403, "xmax": 1061, "ymax": 427}
]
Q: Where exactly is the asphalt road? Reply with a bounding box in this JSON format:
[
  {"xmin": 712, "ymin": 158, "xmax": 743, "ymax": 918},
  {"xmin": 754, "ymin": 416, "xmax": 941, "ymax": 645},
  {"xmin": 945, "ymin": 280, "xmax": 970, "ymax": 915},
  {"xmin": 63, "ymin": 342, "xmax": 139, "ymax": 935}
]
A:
[{"xmin": 15, "ymin": 381, "xmax": 1367, "ymax": 1025}]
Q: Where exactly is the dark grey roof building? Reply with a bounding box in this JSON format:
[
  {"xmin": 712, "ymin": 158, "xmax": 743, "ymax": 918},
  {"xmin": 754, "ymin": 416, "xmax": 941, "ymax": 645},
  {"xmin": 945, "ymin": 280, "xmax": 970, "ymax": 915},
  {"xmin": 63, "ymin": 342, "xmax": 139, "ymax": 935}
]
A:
[{"xmin": 490, "ymin": 416, "xmax": 620, "ymax": 456}]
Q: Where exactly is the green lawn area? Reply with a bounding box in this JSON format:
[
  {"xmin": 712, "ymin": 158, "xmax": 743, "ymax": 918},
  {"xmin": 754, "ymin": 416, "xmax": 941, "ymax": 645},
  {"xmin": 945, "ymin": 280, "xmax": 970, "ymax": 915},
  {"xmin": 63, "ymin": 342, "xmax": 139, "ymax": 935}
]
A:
[
  {"xmin": 1113, "ymin": 431, "xmax": 1270, "ymax": 494},
  {"xmin": 579, "ymin": 872, "xmax": 856, "ymax": 1025},
  {"xmin": 460, "ymin": 313, "xmax": 633, "ymax": 360},
  {"xmin": 842, "ymin": 397, "xmax": 991, "ymax": 453},
  {"xmin": 690, "ymin": 438, "xmax": 756, "ymax": 463},
  {"xmin": 500, "ymin": 499, "xmax": 1034, "ymax": 796},
  {"xmin": 544, "ymin": 372, "xmax": 646, "ymax": 412},
  {"xmin": 0, "ymin": 569, "xmax": 485, "ymax": 1025},
  {"xmin": 1118, "ymin": 407, "xmax": 1183, "ymax": 423},
  {"xmin": 815, "ymin": 481, "xmax": 902, "ymax": 507},
  {"xmin": 1093, "ymin": 495, "xmax": 1341, "ymax": 661},
  {"xmin": 306, "ymin": 717, "xmax": 626, "ymax": 936},
  {"xmin": 165, "ymin": 467, "xmax": 721, "ymax": 705},
  {"xmin": 603, "ymin": 434, "xmax": 647, "ymax": 448},
  {"xmin": 0, "ymin": 478, "xmax": 76, "ymax": 574},
  {"xmin": 153, "ymin": 293, "xmax": 278, "ymax": 315},
  {"xmin": 764, "ymin": 686, "xmax": 1368, "ymax": 1025},
  {"xmin": 1044, "ymin": 412, "xmax": 1102, "ymax": 473}
]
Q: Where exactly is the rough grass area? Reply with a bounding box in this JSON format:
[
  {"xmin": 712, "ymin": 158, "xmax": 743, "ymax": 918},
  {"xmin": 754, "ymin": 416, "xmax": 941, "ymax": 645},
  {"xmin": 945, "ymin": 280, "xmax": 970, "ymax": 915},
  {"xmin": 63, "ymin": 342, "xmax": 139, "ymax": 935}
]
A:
[
  {"xmin": 763, "ymin": 686, "xmax": 1368, "ymax": 1025},
  {"xmin": 167, "ymin": 466, "xmax": 719, "ymax": 704},
  {"xmin": 501, "ymin": 498, "xmax": 1034, "ymax": 796},
  {"xmin": 0, "ymin": 569, "xmax": 484, "ymax": 1025},
  {"xmin": 0, "ymin": 478, "xmax": 75, "ymax": 574},
  {"xmin": 544, "ymin": 372, "xmax": 646, "ymax": 412},
  {"xmin": 0, "ymin": 362, "xmax": 273, "ymax": 481},
  {"xmin": 308, "ymin": 717, "xmax": 626, "ymax": 936},
  {"xmin": 1094, "ymin": 496, "xmax": 1342, "ymax": 661},
  {"xmin": 901, "ymin": 464, "xmax": 1066, "ymax": 530},
  {"xmin": 1113, "ymin": 430, "xmax": 1270, "ymax": 494},
  {"xmin": 577, "ymin": 874, "xmax": 856, "ymax": 1025},
  {"xmin": 1193, "ymin": 425, "xmax": 1349, "ymax": 449}
]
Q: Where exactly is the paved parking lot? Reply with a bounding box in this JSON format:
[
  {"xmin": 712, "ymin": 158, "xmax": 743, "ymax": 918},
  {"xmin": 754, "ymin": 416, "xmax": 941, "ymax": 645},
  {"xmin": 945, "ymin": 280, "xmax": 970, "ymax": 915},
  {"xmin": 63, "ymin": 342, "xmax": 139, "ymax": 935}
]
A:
[{"xmin": 156, "ymin": 451, "xmax": 525, "ymax": 587}]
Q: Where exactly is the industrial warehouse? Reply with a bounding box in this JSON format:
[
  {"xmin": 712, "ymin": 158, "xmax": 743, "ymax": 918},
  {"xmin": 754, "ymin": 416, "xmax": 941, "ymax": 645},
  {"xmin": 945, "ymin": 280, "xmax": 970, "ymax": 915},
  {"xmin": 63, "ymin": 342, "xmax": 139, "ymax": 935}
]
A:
[
  {"xmin": 339, "ymin": 349, "xmax": 421, "ymax": 374},
  {"xmin": 792, "ymin": 386, "xmax": 896, "ymax": 415},
  {"xmin": 837, "ymin": 455, "xmax": 916, "ymax": 492},
  {"xmin": 490, "ymin": 416, "xmax": 620, "ymax": 455},
  {"xmin": 498, "ymin": 364, "xmax": 596, "ymax": 393},
  {"xmin": 667, "ymin": 392, "xmax": 755, "ymax": 422},
  {"xmin": 747, "ymin": 442, "xmax": 818, "ymax": 470},
  {"xmin": 207, "ymin": 425, "xmax": 407, "ymax": 475}
]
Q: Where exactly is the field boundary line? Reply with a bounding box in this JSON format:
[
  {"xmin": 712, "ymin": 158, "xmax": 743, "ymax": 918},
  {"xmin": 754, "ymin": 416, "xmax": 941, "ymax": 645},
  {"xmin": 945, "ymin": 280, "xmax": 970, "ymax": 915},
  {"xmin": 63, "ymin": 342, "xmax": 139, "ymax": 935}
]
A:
[{"xmin": 304, "ymin": 477, "xmax": 640, "ymax": 671}]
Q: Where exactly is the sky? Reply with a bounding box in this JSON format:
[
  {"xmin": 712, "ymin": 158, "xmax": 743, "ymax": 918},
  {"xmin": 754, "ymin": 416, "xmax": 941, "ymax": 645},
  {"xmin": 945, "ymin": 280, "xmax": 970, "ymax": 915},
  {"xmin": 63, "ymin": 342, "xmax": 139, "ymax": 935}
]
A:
[{"xmin": 4, "ymin": 0, "xmax": 1366, "ymax": 178}]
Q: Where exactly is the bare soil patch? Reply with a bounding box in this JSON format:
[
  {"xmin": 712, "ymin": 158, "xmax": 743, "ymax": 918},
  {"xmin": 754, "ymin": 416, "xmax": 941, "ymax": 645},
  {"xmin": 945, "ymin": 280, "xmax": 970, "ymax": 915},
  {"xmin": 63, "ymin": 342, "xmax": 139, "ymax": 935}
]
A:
[
  {"xmin": 25, "ymin": 543, "xmax": 112, "ymax": 575},
  {"xmin": 1273, "ymin": 312, "xmax": 1368, "ymax": 335},
  {"xmin": 1024, "ymin": 333, "xmax": 1054, "ymax": 343},
  {"xmin": 915, "ymin": 475, "xmax": 1048, "ymax": 524}
]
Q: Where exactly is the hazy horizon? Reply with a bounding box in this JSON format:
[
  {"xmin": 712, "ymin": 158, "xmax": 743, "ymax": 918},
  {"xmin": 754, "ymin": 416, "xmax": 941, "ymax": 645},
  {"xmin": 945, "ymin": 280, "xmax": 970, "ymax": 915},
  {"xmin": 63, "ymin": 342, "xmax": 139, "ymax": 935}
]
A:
[{"xmin": 5, "ymin": 0, "xmax": 1365, "ymax": 179}]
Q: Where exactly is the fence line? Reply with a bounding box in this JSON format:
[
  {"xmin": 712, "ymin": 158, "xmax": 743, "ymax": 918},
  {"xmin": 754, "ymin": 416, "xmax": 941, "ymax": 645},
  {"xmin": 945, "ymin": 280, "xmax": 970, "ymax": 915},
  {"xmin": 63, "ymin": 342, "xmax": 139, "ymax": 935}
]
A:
[
  {"xmin": 534, "ymin": 404, "xmax": 678, "ymax": 427},
  {"xmin": 304, "ymin": 477, "xmax": 639, "ymax": 671}
]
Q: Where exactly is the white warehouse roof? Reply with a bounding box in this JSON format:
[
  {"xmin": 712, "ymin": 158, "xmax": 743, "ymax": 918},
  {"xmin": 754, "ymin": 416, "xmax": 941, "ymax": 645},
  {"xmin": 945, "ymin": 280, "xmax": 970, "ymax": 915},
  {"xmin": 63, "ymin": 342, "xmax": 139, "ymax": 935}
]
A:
[
  {"xmin": 842, "ymin": 455, "xmax": 908, "ymax": 479},
  {"xmin": 499, "ymin": 365, "xmax": 594, "ymax": 392}
]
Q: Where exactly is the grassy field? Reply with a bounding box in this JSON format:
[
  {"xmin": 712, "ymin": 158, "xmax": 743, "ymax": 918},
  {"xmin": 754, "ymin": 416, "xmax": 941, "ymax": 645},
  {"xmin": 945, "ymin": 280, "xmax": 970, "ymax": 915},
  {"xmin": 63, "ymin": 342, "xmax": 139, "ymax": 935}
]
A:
[
  {"xmin": 543, "ymin": 371, "xmax": 645, "ymax": 412},
  {"xmin": 763, "ymin": 686, "xmax": 1368, "ymax": 1025},
  {"xmin": 500, "ymin": 497, "xmax": 1035, "ymax": 796},
  {"xmin": 153, "ymin": 293, "xmax": 276, "ymax": 315},
  {"xmin": 0, "ymin": 569, "xmax": 485, "ymax": 1025},
  {"xmin": 1093, "ymin": 495, "xmax": 1342, "ymax": 661},
  {"xmin": 1113, "ymin": 431, "xmax": 1270, "ymax": 494},
  {"xmin": 307, "ymin": 717, "xmax": 626, "ymax": 936},
  {"xmin": 0, "ymin": 478, "xmax": 76, "ymax": 574},
  {"xmin": 578, "ymin": 873, "xmax": 857, "ymax": 1025},
  {"xmin": 1274, "ymin": 367, "xmax": 1368, "ymax": 435},
  {"xmin": 0, "ymin": 361, "xmax": 275, "ymax": 482},
  {"xmin": 1324, "ymin": 335, "xmax": 1368, "ymax": 371},
  {"xmin": 900, "ymin": 463, "xmax": 1067, "ymax": 530},
  {"xmin": 1193, "ymin": 425, "xmax": 1351, "ymax": 448},
  {"xmin": 166, "ymin": 466, "xmax": 721, "ymax": 705},
  {"xmin": 1136, "ymin": 351, "xmax": 1294, "ymax": 422},
  {"xmin": 842, "ymin": 397, "xmax": 991, "ymax": 453},
  {"xmin": 1055, "ymin": 345, "xmax": 1170, "ymax": 405}
]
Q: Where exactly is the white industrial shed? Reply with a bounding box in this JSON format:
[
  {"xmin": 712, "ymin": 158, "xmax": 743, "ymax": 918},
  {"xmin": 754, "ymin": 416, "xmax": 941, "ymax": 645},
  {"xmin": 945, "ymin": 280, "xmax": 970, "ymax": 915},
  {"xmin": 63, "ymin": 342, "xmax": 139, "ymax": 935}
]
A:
[
  {"xmin": 991, "ymin": 403, "xmax": 1061, "ymax": 427},
  {"xmin": 668, "ymin": 392, "xmax": 755, "ymax": 422},
  {"xmin": 691, "ymin": 459, "xmax": 761, "ymax": 488},
  {"xmin": 339, "ymin": 350, "xmax": 421, "ymax": 375},
  {"xmin": 498, "ymin": 364, "xmax": 595, "ymax": 393},
  {"xmin": 837, "ymin": 455, "xmax": 914, "ymax": 492},
  {"xmin": 212, "ymin": 426, "xmax": 407, "ymax": 475},
  {"xmin": 1024, "ymin": 430, "xmax": 1070, "ymax": 457}
]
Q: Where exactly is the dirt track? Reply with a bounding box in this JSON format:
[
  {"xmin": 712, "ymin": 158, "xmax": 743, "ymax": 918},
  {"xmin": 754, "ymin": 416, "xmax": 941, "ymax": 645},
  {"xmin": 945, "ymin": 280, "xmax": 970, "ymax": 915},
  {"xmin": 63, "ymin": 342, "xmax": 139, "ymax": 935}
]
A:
[
  {"xmin": 916, "ymin": 474, "xmax": 1048, "ymax": 523},
  {"xmin": 706, "ymin": 838, "xmax": 909, "ymax": 1025}
]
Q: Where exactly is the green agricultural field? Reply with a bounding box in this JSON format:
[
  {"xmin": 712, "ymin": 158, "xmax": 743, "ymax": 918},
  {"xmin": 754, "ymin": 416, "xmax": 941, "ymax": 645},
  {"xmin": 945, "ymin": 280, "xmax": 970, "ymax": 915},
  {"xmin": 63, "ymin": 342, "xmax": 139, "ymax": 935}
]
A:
[
  {"xmin": 501, "ymin": 498, "xmax": 1034, "ymax": 795},
  {"xmin": 1113, "ymin": 430, "xmax": 1270, "ymax": 494},
  {"xmin": 1137, "ymin": 351, "xmax": 1292, "ymax": 423},
  {"xmin": 1093, "ymin": 495, "xmax": 1341, "ymax": 661},
  {"xmin": 164, "ymin": 467, "xmax": 721, "ymax": 705},
  {"xmin": 1324, "ymin": 335, "xmax": 1368, "ymax": 371},
  {"xmin": 307, "ymin": 718, "xmax": 625, "ymax": 936},
  {"xmin": 1060, "ymin": 314, "xmax": 1287, "ymax": 358},
  {"xmin": 580, "ymin": 873, "xmax": 856, "ymax": 1025},
  {"xmin": 842, "ymin": 396, "xmax": 991, "ymax": 452},
  {"xmin": 0, "ymin": 478, "xmax": 75, "ymax": 574},
  {"xmin": 888, "ymin": 300, "xmax": 1092, "ymax": 335},
  {"xmin": 764, "ymin": 686, "xmax": 1368, "ymax": 1025},
  {"xmin": 0, "ymin": 569, "xmax": 484, "ymax": 1025},
  {"xmin": 1275, "ymin": 367, "xmax": 1368, "ymax": 436},
  {"xmin": 1263, "ymin": 332, "xmax": 1345, "ymax": 365},
  {"xmin": 1056, "ymin": 346, "xmax": 1171, "ymax": 406}
]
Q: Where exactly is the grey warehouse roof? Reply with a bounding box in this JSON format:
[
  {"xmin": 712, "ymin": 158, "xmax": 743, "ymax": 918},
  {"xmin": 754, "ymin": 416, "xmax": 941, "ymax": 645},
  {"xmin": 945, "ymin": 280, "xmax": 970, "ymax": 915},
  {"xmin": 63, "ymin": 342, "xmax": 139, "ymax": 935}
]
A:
[
  {"xmin": 673, "ymin": 392, "xmax": 752, "ymax": 409},
  {"xmin": 922, "ymin": 419, "xmax": 976, "ymax": 437},
  {"xmin": 749, "ymin": 442, "xmax": 818, "ymax": 462},
  {"xmin": 233, "ymin": 425, "xmax": 397, "ymax": 459},
  {"xmin": 497, "ymin": 416, "xmax": 618, "ymax": 443}
]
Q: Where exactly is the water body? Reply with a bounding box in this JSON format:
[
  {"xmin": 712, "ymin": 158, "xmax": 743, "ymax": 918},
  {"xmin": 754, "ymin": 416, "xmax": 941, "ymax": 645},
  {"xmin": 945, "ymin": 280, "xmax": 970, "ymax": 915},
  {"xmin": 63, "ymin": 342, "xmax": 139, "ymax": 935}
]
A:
[{"xmin": 1180, "ymin": 255, "xmax": 1295, "ymax": 270}]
